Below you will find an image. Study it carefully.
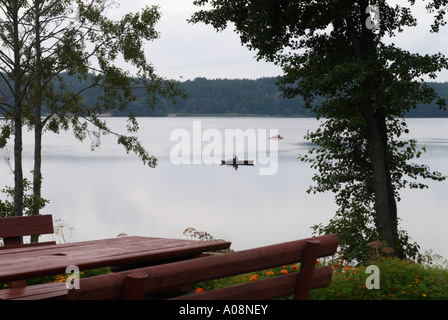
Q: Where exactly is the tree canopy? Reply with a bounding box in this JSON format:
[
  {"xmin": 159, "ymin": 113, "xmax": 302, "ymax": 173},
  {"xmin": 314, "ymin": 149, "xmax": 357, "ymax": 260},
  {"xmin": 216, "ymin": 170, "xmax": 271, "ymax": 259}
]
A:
[
  {"xmin": 0, "ymin": 0, "xmax": 185, "ymax": 218},
  {"xmin": 190, "ymin": 0, "xmax": 448, "ymax": 262}
]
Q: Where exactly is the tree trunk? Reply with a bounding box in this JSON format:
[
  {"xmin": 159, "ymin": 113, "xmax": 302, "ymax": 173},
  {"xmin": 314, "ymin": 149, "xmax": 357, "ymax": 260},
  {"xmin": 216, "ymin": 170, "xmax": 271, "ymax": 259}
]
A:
[
  {"xmin": 349, "ymin": 1, "xmax": 400, "ymax": 255},
  {"xmin": 33, "ymin": 0, "xmax": 43, "ymax": 217},
  {"xmin": 31, "ymin": 0, "xmax": 44, "ymax": 243},
  {"xmin": 13, "ymin": 0, "xmax": 23, "ymax": 217},
  {"xmin": 362, "ymin": 103, "xmax": 399, "ymax": 252},
  {"xmin": 13, "ymin": 109, "xmax": 23, "ymax": 218}
]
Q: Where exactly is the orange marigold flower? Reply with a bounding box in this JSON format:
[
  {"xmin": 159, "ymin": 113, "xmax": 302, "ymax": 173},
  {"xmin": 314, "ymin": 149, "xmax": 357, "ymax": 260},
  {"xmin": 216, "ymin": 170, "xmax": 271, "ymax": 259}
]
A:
[
  {"xmin": 249, "ymin": 274, "xmax": 259, "ymax": 281},
  {"xmin": 291, "ymin": 265, "xmax": 298, "ymax": 271},
  {"xmin": 265, "ymin": 271, "xmax": 274, "ymax": 276},
  {"xmin": 194, "ymin": 287, "xmax": 204, "ymax": 294},
  {"xmin": 280, "ymin": 269, "xmax": 288, "ymax": 275}
]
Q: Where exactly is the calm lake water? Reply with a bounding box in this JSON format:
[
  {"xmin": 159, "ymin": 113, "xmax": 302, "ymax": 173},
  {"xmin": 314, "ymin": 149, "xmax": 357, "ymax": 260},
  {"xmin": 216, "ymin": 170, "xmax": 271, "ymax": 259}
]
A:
[{"xmin": 1, "ymin": 117, "xmax": 448, "ymax": 257}]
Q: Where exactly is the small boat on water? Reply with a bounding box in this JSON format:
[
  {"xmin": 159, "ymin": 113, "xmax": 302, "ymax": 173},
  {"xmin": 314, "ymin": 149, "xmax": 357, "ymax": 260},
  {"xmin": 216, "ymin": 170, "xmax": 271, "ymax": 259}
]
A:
[
  {"xmin": 221, "ymin": 159, "xmax": 254, "ymax": 166},
  {"xmin": 221, "ymin": 156, "xmax": 254, "ymax": 167}
]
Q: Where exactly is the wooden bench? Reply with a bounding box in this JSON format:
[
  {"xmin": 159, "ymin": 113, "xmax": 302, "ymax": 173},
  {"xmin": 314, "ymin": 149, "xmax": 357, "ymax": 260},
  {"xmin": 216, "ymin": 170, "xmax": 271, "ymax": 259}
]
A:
[
  {"xmin": 0, "ymin": 214, "xmax": 55, "ymax": 248},
  {"xmin": 66, "ymin": 234, "xmax": 338, "ymax": 300},
  {"xmin": 0, "ymin": 214, "xmax": 56, "ymax": 290}
]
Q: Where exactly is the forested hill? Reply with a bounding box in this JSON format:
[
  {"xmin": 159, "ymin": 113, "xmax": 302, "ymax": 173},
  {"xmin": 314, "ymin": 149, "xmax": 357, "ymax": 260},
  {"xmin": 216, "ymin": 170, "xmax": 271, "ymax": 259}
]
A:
[
  {"xmin": 2, "ymin": 76, "xmax": 447, "ymax": 117},
  {"xmin": 119, "ymin": 77, "xmax": 310, "ymax": 117},
  {"xmin": 115, "ymin": 77, "xmax": 448, "ymax": 117}
]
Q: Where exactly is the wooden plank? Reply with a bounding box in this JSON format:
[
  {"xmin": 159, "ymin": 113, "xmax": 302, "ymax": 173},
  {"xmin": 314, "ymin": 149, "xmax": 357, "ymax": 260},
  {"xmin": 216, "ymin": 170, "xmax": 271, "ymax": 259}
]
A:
[
  {"xmin": 0, "ymin": 237, "xmax": 229, "ymax": 258},
  {"xmin": 0, "ymin": 282, "xmax": 68, "ymax": 300},
  {"xmin": 3, "ymin": 237, "xmax": 21, "ymax": 246},
  {"xmin": 0, "ymin": 237, "xmax": 231, "ymax": 283},
  {"xmin": 0, "ymin": 215, "xmax": 54, "ymax": 238},
  {"xmin": 294, "ymin": 240, "xmax": 321, "ymax": 300},
  {"xmin": 121, "ymin": 272, "xmax": 148, "ymax": 300},
  {"xmin": 171, "ymin": 266, "xmax": 333, "ymax": 300},
  {"xmin": 67, "ymin": 234, "xmax": 338, "ymax": 300},
  {"xmin": 0, "ymin": 241, "xmax": 56, "ymax": 251}
]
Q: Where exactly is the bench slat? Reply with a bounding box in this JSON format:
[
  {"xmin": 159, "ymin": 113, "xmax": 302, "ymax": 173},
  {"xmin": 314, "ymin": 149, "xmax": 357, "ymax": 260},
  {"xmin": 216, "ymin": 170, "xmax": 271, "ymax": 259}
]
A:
[
  {"xmin": 171, "ymin": 266, "xmax": 332, "ymax": 300},
  {"xmin": 0, "ymin": 282, "xmax": 67, "ymax": 300},
  {"xmin": 0, "ymin": 215, "xmax": 54, "ymax": 239}
]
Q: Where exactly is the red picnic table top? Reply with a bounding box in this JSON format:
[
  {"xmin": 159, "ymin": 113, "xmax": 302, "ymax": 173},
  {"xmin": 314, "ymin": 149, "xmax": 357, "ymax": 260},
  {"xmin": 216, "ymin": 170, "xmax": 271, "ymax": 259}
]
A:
[{"xmin": 0, "ymin": 236, "xmax": 231, "ymax": 283}]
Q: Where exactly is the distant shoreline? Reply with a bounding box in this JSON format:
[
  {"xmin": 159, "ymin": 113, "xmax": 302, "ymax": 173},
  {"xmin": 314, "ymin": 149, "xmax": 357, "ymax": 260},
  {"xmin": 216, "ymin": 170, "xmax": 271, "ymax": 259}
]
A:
[
  {"xmin": 165, "ymin": 113, "xmax": 314, "ymax": 118},
  {"xmin": 98, "ymin": 113, "xmax": 448, "ymax": 118}
]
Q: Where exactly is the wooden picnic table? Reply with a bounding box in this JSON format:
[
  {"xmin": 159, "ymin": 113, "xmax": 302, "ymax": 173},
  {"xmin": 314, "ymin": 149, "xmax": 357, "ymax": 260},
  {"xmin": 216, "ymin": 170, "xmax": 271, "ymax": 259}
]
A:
[{"xmin": 0, "ymin": 236, "xmax": 231, "ymax": 284}]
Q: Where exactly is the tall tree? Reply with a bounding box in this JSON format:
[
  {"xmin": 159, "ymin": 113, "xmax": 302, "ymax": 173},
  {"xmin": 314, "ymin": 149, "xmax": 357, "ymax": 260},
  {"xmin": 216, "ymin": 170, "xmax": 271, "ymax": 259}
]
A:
[
  {"xmin": 1, "ymin": 0, "xmax": 185, "ymax": 219},
  {"xmin": 31, "ymin": 0, "xmax": 43, "ymax": 219},
  {"xmin": 0, "ymin": 0, "xmax": 35, "ymax": 217},
  {"xmin": 191, "ymin": 0, "xmax": 447, "ymax": 261}
]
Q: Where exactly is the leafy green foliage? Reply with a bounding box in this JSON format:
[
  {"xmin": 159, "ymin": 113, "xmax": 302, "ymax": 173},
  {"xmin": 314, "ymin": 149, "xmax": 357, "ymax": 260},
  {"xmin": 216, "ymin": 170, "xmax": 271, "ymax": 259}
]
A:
[
  {"xmin": 0, "ymin": 178, "xmax": 49, "ymax": 218},
  {"xmin": 425, "ymin": 0, "xmax": 448, "ymax": 32},
  {"xmin": 0, "ymin": 1, "xmax": 186, "ymax": 217},
  {"xmin": 1, "ymin": 1, "xmax": 186, "ymax": 168},
  {"xmin": 305, "ymin": 117, "xmax": 445, "ymax": 262},
  {"xmin": 309, "ymin": 257, "xmax": 448, "ymax": 300},
  {"xmin": 190, "ymin": 0, "xmax": 448, "ymax": 260}
]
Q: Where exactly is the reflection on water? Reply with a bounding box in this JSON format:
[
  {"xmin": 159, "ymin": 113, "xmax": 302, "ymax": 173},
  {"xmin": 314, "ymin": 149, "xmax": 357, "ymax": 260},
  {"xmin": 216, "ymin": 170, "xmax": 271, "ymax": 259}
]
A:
[{"xmin": 1, "ymin": 117, "xmax": 447, "ymax": 256}]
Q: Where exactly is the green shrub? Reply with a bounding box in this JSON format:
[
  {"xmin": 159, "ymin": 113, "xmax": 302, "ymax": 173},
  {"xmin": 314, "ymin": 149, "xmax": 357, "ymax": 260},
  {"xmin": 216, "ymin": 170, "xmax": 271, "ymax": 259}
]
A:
[
  {"xmin": 309, "ymin": 257, "xmax": 448, "ymax": 300},
  {"xmin": 189, "ymin": 255, "xmax": 448, "ymax": 300}
]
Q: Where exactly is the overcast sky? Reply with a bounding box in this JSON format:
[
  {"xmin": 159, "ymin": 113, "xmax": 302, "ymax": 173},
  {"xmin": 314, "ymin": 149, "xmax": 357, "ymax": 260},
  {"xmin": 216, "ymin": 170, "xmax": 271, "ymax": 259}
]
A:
[{"xmin": 113, "ymin": 0, "xmax": 448, "ymax": 82}]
